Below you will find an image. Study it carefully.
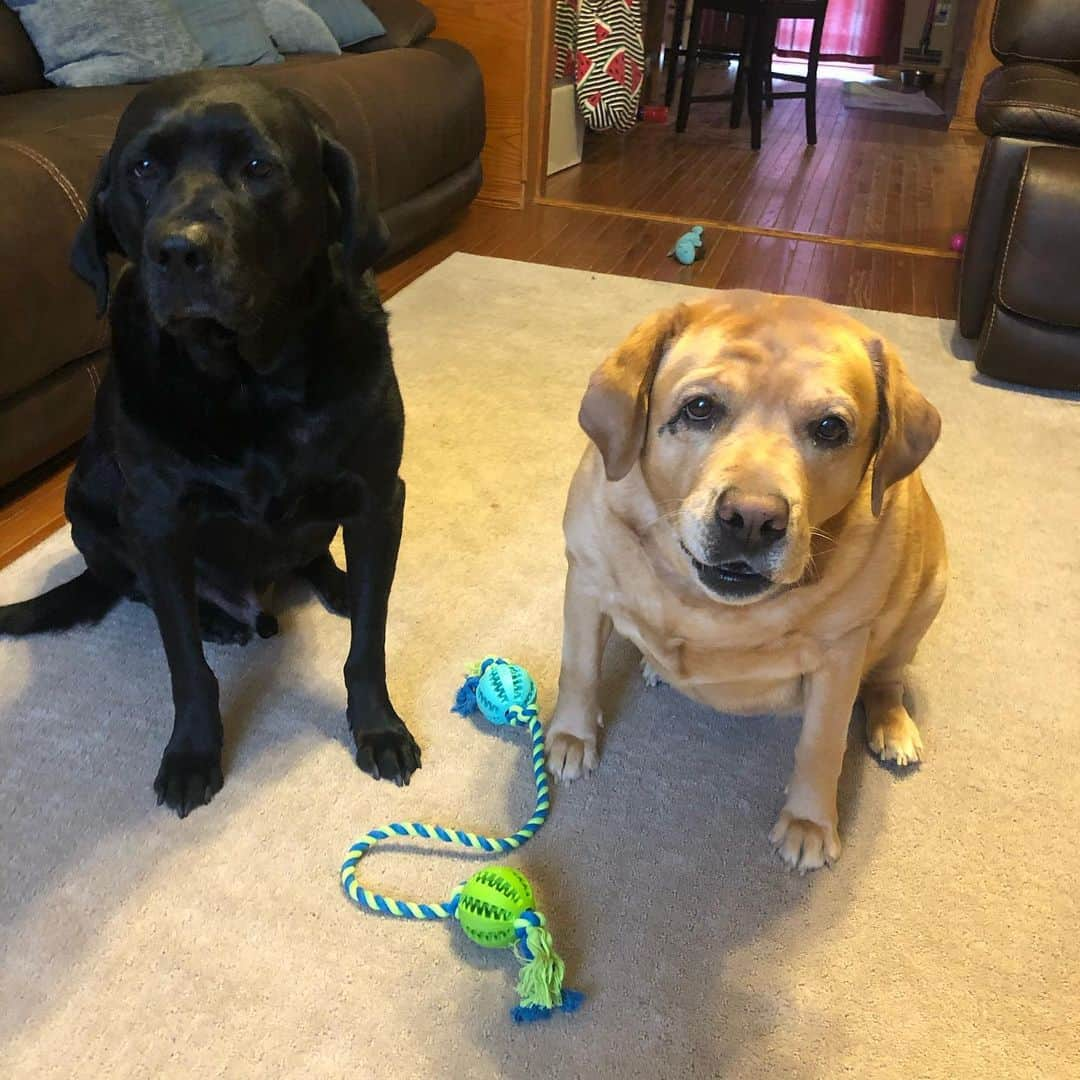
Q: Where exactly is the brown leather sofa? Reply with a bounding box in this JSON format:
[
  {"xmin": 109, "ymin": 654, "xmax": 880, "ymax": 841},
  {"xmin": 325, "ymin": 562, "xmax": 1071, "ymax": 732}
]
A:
[
  {"xmin": 957, "ymin": 0, "xmax": 1080, "ymax": 391},
  {"xmin": 0, "ymin": 0, "xmax": 485, "ymax": 489}
]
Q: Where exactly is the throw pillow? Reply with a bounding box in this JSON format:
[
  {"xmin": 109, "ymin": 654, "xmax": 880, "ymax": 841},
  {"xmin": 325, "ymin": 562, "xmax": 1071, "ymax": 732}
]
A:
[
  {"xmin": 305, "ymin": 0, "xmax": 384, "ymax": 48},
  {"xmin": 256, "ymin": 0, "xmax": 340, "ymax": 55},
  {"xmin": 5, "ymin": 0, "xmax": 204, "ymax": 87},
  {"xmin": 171, "ymin": 0, "xmax": 282, "ymax": 67}
]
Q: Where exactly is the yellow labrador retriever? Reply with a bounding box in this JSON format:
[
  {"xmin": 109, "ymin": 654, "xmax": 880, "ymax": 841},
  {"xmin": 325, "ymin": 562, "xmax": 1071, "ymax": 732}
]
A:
[{"xmin": 547, "ymin": 291, "xmax": 946, "ymax": 872}]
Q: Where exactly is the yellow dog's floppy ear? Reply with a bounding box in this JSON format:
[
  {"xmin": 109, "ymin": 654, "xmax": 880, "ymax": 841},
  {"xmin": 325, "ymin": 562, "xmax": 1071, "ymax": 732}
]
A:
[
  {"xmin": 868, "ymin": 338, "xmax": 941, "ymax": 516},
  {"xmin": 579, "ymin": 304, "xmax": 690, "ymax": 481}
]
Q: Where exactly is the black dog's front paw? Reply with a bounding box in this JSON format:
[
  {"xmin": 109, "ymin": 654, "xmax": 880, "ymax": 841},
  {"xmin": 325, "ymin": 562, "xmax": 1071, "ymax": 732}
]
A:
[
  {"xmin": 154, "ymin": 747, "xmax": 224, "ymax": 817},
  {"xmin": 350, "ymin": 703, "xmax": 421, "ymax": 786}
]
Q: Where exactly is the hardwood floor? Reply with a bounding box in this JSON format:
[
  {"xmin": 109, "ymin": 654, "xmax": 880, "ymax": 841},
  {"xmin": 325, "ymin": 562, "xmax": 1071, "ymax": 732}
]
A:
[
  {"xmin": 0, "ymin": 199, "xmax": 962, "ymax": 571},
  {"xmin": 381, "ymin": 201, "xmax": 960, "ymax": 317},
  {"xmin": 544, "ymin": 69, "xmax": 985, "ymax": 255}
]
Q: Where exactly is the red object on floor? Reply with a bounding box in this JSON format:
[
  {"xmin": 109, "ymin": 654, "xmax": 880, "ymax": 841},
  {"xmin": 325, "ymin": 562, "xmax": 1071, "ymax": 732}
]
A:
[{"xmin": 641, "ymin": 104, "xmax": 668, "ymax": 123}]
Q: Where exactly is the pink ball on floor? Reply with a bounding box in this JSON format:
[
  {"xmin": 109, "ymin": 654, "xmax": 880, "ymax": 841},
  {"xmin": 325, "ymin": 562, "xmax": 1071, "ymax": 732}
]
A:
[{"xmin": 950, "ymin": 232, "xmax": 966, "ymax": 253}]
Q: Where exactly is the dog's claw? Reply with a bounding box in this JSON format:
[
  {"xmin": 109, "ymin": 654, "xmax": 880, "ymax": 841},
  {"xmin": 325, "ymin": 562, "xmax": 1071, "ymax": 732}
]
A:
[
  {"xmin": 769, "ymin": 811, "xmax": 841, "ymax": 873},
  {"xmin": 153, "ymin": 748, "xmax": 223, "ymax": 817},
  {"xmin": 353, "ymin": 723, "xmax": 421, "ymax": 786},
  {"xmin": 547, "ymin": 730, "xmax": 598, "ymax": 782},
  {"xmin": 866, "ymin": 706, "xmax": 924, "ymax": 768}
]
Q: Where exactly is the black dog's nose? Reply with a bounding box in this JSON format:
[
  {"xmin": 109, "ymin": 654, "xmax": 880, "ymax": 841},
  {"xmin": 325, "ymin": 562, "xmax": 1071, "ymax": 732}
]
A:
[
  {"xmin": 715, "ymin": 488, "xmax": 789, "ymax": 549},
  {"xmin": 154, "ymin": 226, "xmax": 210, "ymax": 272}
]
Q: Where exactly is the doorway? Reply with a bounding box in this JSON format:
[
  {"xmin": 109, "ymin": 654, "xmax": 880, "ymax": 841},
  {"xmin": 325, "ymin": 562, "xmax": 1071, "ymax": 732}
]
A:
[{"xmin": 539, "ymin": 0, "xmax": 986, "ymax": 256}]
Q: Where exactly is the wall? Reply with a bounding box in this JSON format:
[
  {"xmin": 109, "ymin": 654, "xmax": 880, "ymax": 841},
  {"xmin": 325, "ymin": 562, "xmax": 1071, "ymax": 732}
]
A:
[
  {"xmin": 426, "ymin": 0, "xmax": 534, "ymax": 207},
  {"xmin": 950, "ymin": 0, "xmax": 999, "ymax": 132}
]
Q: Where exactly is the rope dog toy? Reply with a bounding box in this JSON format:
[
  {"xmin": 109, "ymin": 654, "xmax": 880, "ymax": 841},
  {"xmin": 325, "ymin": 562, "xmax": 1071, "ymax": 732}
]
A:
[{"xmin": 340, "ymin": 657, "xmax": 583, "ymax": 1023}]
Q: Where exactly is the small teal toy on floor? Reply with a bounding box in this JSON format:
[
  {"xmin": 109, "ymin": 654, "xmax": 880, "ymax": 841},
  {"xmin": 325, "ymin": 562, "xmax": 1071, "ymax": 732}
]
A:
[
  {"xmin": 340, "ymin": 657, "xmax": 584, "ymax": 1023},
  {"xmin": 669, "ymin": 225, "xmax": 704, "ymax": 264}
]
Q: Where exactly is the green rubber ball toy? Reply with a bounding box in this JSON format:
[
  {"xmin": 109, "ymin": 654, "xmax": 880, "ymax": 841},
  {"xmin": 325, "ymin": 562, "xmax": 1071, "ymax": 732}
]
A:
[{"xmin": 455, "ymin": 866, "xmax": 535, "ymax": 948}]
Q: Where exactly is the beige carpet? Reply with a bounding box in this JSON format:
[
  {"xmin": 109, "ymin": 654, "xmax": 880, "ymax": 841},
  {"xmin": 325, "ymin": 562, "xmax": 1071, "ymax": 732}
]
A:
[{"xmin": 2, "ymin": 254, "xmax": 1078, "ymax": 1079}]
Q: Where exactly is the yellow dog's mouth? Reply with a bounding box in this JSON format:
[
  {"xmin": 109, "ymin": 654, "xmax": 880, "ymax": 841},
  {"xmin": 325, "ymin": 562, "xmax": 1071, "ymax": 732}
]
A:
[{"xmin": 682, "ymin": 544, "xmax": 774, "ymax": 600}]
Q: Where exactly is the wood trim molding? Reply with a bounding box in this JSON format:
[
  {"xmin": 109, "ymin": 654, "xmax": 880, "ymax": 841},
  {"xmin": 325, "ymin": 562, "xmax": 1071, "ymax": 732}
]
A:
[
  {"xmin": 535, "ymin": 195, "xmax": 963, "ymax": 259},
  {"xmin": 426, "ymin": 1, "xmax": 533, "ymax": 208},
  {"xmin": 526, "ymin": 0, "xmax": 556, "ymax": 202},
  {"xmin": 951, "ymin": 0, "xmax": 999, "ymax": 133}
]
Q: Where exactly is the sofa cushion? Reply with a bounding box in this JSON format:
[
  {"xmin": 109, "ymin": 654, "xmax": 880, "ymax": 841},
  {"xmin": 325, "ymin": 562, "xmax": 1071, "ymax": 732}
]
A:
[
  {"xmin": 991, "ymin": 0, "xmax": 1080, "ymax": 75},
  {"xmin": 305, "ymin": 0, "xmax": 384, "ymax": 47},
  {"xmin": 0, "ymin": 83, "xmax": 140, "ymax": 137},
  {"xmin": 5, "ymin": 0, "xmax": 205, "ymax": 88},
  {"xmin": 0, "ymin": 128, "xmax": 110, "ymax": 399},
  {"xmin": 0, "ymin": 5, "xmax": 47, "ymax": 94},
  {"xmin": 256, "ymin": 0, "xmax": 341, "ymax": 54},
  {"xmin": 977, "ymin": 63, "xmax": 1080, "ymax": 143},
  {"xmin": 978, "ymin": 305, "xmax": 1080, "ymax": 392},
  {"xmin": 348, "ymin": 0, "xmax": 435, "ymax": 53},
  {"xmin": 996, "ymin": 145, "xmax": 1080, "ymax": 331},
  {"xmin": 172, "ymin": 0, "xmax": 282, "ymax": 68},
  {"xmin": 333, "ymin": 39, "xmax": 485, "ymax": 210}
]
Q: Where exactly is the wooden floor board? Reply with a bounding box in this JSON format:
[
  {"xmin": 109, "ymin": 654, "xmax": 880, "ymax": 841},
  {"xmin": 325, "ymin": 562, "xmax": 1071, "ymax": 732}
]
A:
[
  {"xmin": 0, "ymin": 199, "xmax": 960, "ymax": 570},
  {"xmin": 545, "ymin": 69, "xmax": 983, "ymax": 254}
]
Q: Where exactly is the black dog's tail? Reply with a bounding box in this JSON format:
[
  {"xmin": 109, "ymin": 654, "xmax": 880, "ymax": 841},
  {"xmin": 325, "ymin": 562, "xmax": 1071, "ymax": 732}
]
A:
[{"xmin": 0, "ymin": 570, "xmax": 120, "ymax": 636}]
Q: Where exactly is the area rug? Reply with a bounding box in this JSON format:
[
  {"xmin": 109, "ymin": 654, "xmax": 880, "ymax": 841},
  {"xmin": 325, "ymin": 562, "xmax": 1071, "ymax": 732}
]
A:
[
  {"xmin": 2, "ymin": 254, "xmax": 1077, "ymax": 1079},
  {"xmin": 843, "ymin": 80, "xmax": 944, "ymax": 117}
]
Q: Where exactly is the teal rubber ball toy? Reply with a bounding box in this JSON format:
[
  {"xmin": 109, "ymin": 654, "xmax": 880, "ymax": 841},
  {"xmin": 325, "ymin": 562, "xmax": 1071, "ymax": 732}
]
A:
[{"xmin": 475, "ymin": 661, "xmax": 535, "ymax": 725}]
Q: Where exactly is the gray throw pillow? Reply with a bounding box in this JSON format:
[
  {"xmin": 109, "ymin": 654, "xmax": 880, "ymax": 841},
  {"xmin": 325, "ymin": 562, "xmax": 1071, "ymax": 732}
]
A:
[
  {"xmin": 256, "ymin": 0, "xmax": 340, "ymax": 55},
  {"xmin": 5, "ymin": 0, "xmax": 204, "ymax": 87},
  {"xmin": 172, "ymin": 0, "xmax": 282, "ymax": 67},
  {"xmin": 305, "ymin": 0, "xmax": 384, "ymax": 48}
]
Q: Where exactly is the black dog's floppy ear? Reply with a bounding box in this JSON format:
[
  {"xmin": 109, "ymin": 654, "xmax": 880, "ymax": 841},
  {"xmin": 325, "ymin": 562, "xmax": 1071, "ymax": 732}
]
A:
[
  {"xmin": 321, "ymin": 131, "xmax": 389, "ymax": 274},
  {"xmin": 70, "ymin": 150, "xmax": 119, "ymax": 318}
]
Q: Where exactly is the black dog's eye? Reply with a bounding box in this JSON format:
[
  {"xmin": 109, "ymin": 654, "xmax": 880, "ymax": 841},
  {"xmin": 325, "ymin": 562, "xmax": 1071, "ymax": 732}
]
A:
[
  {"xmin": 682, "ymin": 396, "xmax": 719, "ymax": 423},
  {"xmin": 243, "ymin": 159, "xmax": 275, "ymax": 180},
  {"xmin": 812, "ymin": 415, "xmax": 849, "ymax": 445},
  {"xmin": 131, "ymin": 158, "xmax": 159, "ymax": 180}
]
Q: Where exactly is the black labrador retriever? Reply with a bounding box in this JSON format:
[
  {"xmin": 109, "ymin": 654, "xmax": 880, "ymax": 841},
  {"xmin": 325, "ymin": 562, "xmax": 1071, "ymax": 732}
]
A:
[{"xmin": 0, "ymin": 72, "xmax": 421, "ymax": 814}]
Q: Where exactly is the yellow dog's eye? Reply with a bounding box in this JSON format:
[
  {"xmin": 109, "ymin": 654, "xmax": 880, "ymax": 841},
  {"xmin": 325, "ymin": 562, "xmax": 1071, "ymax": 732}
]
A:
[
  {"xmin": 813, "ymin": 415, "xmax": 849, "ymax": 444},
  {"xmin": 683, "ymin": 396, "xmax": 717, "ymax": 423}
]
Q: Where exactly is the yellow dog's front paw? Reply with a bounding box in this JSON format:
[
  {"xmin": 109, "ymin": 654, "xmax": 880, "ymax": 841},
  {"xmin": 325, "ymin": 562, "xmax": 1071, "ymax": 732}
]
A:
[
  {"xmin": 770, "ymin": 811, "xmax": 841, "ymax": 873},
  {"xmin": 867, "ymin": 706, "xmax": 923, "ymax": 767},
  {"xmin": 547, "ymin": 730, "xmax": 599, "ymax": 782}
]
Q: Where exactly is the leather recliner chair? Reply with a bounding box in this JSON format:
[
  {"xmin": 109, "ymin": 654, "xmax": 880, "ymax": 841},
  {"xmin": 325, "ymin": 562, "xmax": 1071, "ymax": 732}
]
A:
[{"xmin": 957, "ymin": 0, "xmax": 1080, "ymax": 391}]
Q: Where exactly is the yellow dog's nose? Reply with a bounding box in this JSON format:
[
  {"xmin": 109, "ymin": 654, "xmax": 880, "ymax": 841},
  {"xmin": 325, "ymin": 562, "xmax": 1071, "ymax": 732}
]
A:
[{"xmin": 715, "ymin": 487, "xmax": 790, "ymax": 550}]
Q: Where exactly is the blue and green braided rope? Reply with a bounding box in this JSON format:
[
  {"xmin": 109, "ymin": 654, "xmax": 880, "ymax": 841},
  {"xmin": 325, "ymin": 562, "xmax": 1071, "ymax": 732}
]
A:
[{"xmin": 339, "ymin": 661, "xmax": 550, "ymax": 920}]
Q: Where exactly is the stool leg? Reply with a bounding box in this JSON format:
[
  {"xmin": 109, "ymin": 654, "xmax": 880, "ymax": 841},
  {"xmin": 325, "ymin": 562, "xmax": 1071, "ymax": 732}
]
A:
[
  {"xmin": 665, "ymin": 0, "xmax": 690, "ymax": 108},
  {"xmin": 805, "ymin": 15, "xmax": 825, "ymax": 145},
  {"xmin": 764, "ymin": 17, "xmax": 776, "ymax": 109},
  {"xmin": 748, "ymin": 15, "xmax": 767, "ymax": 149},
  {"xmin": 730, "ymin": 13, "xmax": 755, "ymax": 129},
  {"xmin": 676, "ymin": 0, "xmax": 706, "ymax": 133}
]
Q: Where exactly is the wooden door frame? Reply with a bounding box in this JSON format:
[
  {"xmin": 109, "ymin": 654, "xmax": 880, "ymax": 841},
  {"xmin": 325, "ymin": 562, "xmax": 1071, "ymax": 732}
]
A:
[
  {"xmin": 525, "ymin": 0, "xmax": 558, "ymax": 203},
  {"xmin": 950, "ymin": 0, "xmax": 998, "ymax": 134}
]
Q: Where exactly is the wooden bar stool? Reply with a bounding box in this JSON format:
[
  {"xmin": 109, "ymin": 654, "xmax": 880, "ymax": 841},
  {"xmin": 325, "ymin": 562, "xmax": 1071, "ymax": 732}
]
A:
[
  {"xmin": 664, "ymin": 0, "xmax": 746, "ymax": 109},
  {"xmin": 676, "ymin": 0, "xmax": 828, "ymax": 151}
]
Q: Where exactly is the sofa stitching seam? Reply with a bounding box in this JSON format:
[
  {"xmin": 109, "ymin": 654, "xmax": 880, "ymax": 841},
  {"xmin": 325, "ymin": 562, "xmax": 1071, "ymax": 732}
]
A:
[
  {"xmin": 995, "ymin": 153, "xmax": 1031, "ymax": 317},
  {"xmin": 957, "ymin": 141, "xmax": 995, "ymax": 305},
  {"xmin": 0, "ymin": 139, "xmax": 87, "ymax": 220},
  {"xmin": 994, "ymin": 77, "xmax": 1080, "ymax": 91},
  {"xmin": 984, "ymin": 100, "xmax": 1080, "ymax": 120}
]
